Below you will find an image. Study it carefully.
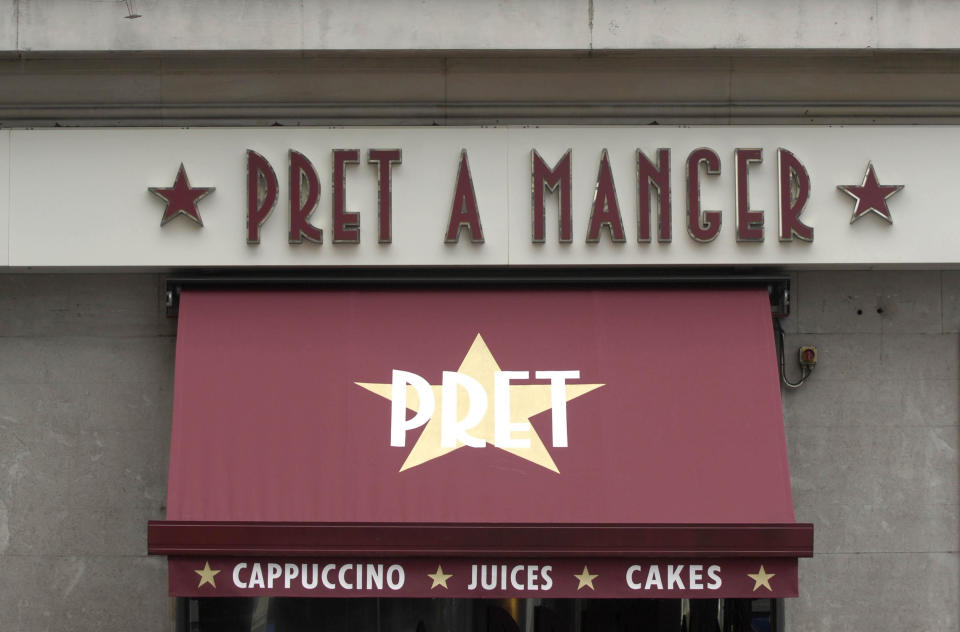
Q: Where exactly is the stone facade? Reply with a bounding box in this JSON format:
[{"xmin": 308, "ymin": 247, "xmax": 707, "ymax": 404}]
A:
[{"xmin": 0, "ymin": 1, "xmax": 958, "ymax": 629}]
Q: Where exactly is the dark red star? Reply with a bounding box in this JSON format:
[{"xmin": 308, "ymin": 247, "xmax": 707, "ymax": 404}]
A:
[
  {"xmin": 837, "ymin": 163, "xmax": 903, "ymax": 224},
  {"xmin": 148, "ymin": 164, "xmax": 215, "ymax": 226}
]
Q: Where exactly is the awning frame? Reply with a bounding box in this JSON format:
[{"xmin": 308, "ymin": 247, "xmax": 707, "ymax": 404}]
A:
[{"xmin": 163, "ymin": 268, "xmax": 790, "ymax": 318}]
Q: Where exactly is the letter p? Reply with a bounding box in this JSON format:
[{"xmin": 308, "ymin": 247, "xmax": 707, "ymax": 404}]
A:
[{"xmin": 390, "ymin": 370, "xmax": 435, "ymax": 447}]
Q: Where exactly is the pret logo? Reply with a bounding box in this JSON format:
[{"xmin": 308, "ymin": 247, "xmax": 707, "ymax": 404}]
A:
[{"xmin": 356, "ymin": 334, "xmax": 604, "ymax": 473}]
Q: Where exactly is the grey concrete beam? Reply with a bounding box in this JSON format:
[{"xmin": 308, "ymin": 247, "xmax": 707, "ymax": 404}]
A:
[
  {"xmin": 593, "ymin": 0, "xmax": 877, "ymax": 50},
  {"xmin": 17, "ymin": 0, "xmax": 308, "ymax": 52},
  {"xmin": 301, "ymin": 0, "xmax": 590, "ymax": 51},
  {"xmin": 0, "ymin": 1, "xmax": 13, "ymax": 52},
  {"xmin": 4, "ymin": 0, "xmax": 960, "ymax": 53},
  {"xmin": 13, "ymin": 0, "xmax": 591, "ymax": 53}
]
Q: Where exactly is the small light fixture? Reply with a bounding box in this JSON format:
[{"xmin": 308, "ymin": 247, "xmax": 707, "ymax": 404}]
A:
[
  {"xmin": 123, "ymin": 0, "xmax": 142, "ymax": 19},
  {"xmin": 799, "ymin": 346, "xmax": 818, "ymax": 368},
  {"xmin": 775, "ymin": 321, "xmax": 816, "ymax": 389}
]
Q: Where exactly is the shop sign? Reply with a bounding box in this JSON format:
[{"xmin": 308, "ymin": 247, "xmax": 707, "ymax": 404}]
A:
[
  {"xmin": 168, "ymin": 557, "xmax": 798, "ymax": 599},
  {"xmin": 2, "ymin": 127, "xmax": 941, "ymax": 266}
]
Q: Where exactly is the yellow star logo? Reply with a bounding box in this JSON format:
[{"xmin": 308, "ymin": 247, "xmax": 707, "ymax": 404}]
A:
[
  {"xmin": 195, "ymin": 561, "xmax": 220, "ymax": 588},
  {"xmin": 356, "ymin": 333, "xmax": 604, "ymax": 472},
  {"xmin": 428, "ymin": 564, "xmax": 453, "ymax": 589},
  {"xmin": 574, "ymin": 565, "xmax": 598, "ymax": 590},
  {"xmin": 747, "ymin": 565, "xmax": 775, "ymax": 592}
]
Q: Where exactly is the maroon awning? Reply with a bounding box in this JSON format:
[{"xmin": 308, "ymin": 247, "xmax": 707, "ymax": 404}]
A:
[{"xmin": 149, "ymin": 288, "xmax": 811, "ymax": 598}]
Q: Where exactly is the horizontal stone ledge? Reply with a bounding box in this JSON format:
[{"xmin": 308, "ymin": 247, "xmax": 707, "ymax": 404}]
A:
[{"xmin": 3, "ymin": 102, "xmax": 960, "ymax": 126}]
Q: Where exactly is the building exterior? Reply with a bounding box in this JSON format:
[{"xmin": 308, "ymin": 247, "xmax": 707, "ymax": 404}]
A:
[{"xmin": 0, "ymin": 1, "xmax": 958, "ymax": 630}]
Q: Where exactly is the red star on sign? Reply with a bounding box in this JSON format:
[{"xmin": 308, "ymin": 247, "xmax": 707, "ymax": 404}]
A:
[
  {"xmin": 149, "ymin": 164, "xmax": 215, "ymax": 226},
  {"xmin": 837, "ymin": 163, "xmax": 903, "ymax": 224}
]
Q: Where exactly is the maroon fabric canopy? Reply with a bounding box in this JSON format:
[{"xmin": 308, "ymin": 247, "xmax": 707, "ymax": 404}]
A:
[{"xmin": 149, "ymin": 288, "xmax": 811, "ymax": 598}]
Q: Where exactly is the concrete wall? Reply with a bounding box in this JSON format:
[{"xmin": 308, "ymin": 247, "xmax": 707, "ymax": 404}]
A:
[
  {"xmin": 782, "ymin": 271, "xmax": 960, "ymax": 630},
  {"xmin": 0, "ymin": 271, "xmax": 957, "ymax": 629},
  {"xmin": 1, "ymin": 0, "xmax": 959, "ymax": 52},
  {"xmin": 0, "ymin": 274, "xmax": 174, "ymax": 631}
]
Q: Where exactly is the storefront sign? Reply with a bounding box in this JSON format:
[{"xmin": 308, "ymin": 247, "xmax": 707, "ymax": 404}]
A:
[
  {"xmin": 357, "ymin": 333, "xmax": 603, "ymax": 473},
  {"xmin": 168, "ymin": 557, "xmax": 798, "ymax": 599},
  {"xmin": 0, "ymin": 126, "xmax": 952, "ymax": 267}
]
